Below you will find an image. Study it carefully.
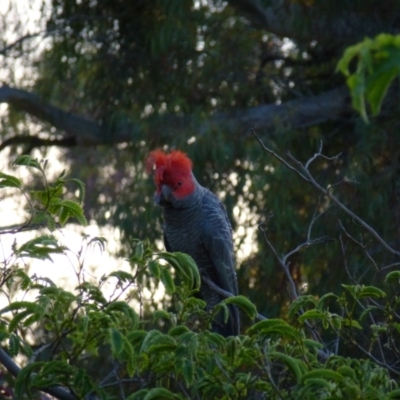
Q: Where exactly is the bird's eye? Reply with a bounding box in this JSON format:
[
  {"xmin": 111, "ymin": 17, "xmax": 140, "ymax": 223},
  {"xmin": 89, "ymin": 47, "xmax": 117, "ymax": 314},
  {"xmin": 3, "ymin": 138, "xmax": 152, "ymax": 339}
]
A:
[{"xmin": 177, "ymin": 181, "xmax": 183, "ymax": 186}]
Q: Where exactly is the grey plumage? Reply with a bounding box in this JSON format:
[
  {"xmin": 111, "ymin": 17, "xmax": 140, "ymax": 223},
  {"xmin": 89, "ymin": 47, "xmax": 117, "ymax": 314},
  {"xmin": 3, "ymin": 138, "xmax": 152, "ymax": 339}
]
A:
[
  {"xmin": 147, "ymin": 150, "xmax": 240, "ymax": 336},
  {"xmin": 160, "ymin": 181, "xmax": 240, "ymax": 336}
]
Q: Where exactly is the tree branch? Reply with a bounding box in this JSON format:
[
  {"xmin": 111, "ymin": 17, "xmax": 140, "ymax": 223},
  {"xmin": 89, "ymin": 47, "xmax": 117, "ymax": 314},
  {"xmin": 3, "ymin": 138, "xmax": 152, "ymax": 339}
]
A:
[
  {"xmin": 0, "ymin": 135, "xmax": 77, "ymax": 153},
  {"xmin": 0, "ymin": 85, "xmax": 351, "ymax": 151},
  {"xmin": 0, "ymin": 347, "xmax": 77, "ymax": 400},
  {"xmin": 227, "ymin": 0, "xmax": 396, "ymax": 47}
]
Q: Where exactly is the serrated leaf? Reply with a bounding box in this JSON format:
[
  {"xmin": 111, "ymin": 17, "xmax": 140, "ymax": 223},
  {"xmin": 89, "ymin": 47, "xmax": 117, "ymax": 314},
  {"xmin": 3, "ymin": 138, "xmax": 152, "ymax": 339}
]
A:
[
  {"xmin": 66, "ymin": 178, "xmax": 86, "ymax": 204},
  {"xmin": 9, "ymin": 334, "xmax": 20, "ymax": 356},
  {"xmin": 148, "ymin": 260, "xmax": 161, "ymax": 279},
  {"xmin": 153, "ymin": 310, "xmax": 171, "ymax": 320},
  {"xmin": 174, "ymin": 252, "xmax": 200, "ymax": 290},
  {"xmin": 9, "ymin": 310, "xmax": 34, "ymax": 333},
  {"xmin": 168, "ymin": 325, "xmax": 191, "ymax": 337},
  {"xmin": 17, "ymin": 235, "xmax": 66, "ymax": 261},
  {"xmin": 160, "ymin": 267, "xmax": 175, "ymax": 295},
  {"xmin": 270, "ymin": 352, "xmax": 305, "ymax": 384},
  {"xmin": 143, "ymin": 388, "xmax": 177, "ymax": 400},
  {"xmin": 288, "ymin": 295, "xmax": 317, "ymax": 318},
  {"xmin": 298, "ymin": 309, "xmax": 325, "ymax": 324},
  {"xmin": 108, "ymin": 270, "xmax": 135, "ymax": 282},
  {"xmin": 181, "ymin": 358, "xmax": 194, "ymax": 386},
  {"xmin": 126, "ymin": 389, "xmax": 149, "ymax": 400},
  {"xmin": 158, "ymin": 252, "xmax": 200, "ymax": 290},
  {"xmin": 58, "ymin": 199, "xmax": 87, "ymax": 226},
  {"xmin": 15, "ymin": 362, "xmax": 45, "ymax": 399},
  {"xmin": 247, "ymin": 318, "xmax": 285, "ymax": 334},
  {"xmin": 110, "ymin": 328, "xmax": 124, "ymax": 357},
  {"xmin": 358, "ymin": 285, "xmax": 386, "ymax": 299},
  {"xmin": 0, "ymin": 172, "xmax": 21, "ymax": 188},
  {"xmin": 302, "ymin": 369, "xmax": 344, "ymax": 384},
  {"xmin": 13, "ymin": 155, "xmax": 42, "ymax": 170},
  {"xmin": 359, "ymin": 305, "xmax": 382, "ymax": 320},
  {"xmin": 147, "ymin": 343, "xmax": 177, "ymax": 356},
  {"xmin": 343, "ymin": 319, "xmax": 362, "ymax": 329},
  {"xmin": 302, "ymin": 339, "xmax": 324, "ymax": 350},
  {"xmin": 316, "ymin": 293, "xmax": 337, "ymax": 309},
  {"xmin": 0, "ymin": 301, "xmax": 41, "ymax": 315},
  {"xmin": 223, "ymin": 295, "xmax": 257, "ymax": 319},
  {"xmin": 385, "ymin": 271, "xmax": 400, "ymax": 282},
  {"xmin": 139, "ymin": 330, "xmax": 164, "ymax": 354},
  {"xmin": 105, "ymin": 302, "xmax": 138, "ymax": 327}
]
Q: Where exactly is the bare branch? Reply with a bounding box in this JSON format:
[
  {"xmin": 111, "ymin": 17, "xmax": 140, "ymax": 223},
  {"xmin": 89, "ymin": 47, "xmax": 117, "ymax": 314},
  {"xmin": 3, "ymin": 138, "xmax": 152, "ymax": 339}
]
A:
[{"xmin": 284, "ymin": 151, "xmax": 400, "ymax": 257}]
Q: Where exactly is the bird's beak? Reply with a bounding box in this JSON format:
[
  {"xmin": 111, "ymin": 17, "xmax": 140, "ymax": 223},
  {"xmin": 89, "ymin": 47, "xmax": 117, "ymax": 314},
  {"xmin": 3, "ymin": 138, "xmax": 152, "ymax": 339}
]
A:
[{"xmin": 161, "ymin": 184, "xmax": 173, "ymax": 202}]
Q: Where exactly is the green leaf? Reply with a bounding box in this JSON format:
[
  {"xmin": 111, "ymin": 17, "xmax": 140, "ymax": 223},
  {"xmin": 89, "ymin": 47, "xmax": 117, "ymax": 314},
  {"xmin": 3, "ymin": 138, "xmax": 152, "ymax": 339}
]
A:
[
  {"xmin": 222, "ymin": 295, "xmax": 257, "ymax": 319},
  {"xmin": 389, "ymin": 389, "xmax": 400, "ymax": 398},
  {"xmin": 247, "ymin": 318, "xmax": 300, "ymax": 339},
  {"xmin": 143, "ymin": 388, "xmax": 178, "ymax": 400},
  {"xmin": 302, "ymin": 339, "xmax": 324, "ymax": 350},
  {"xmin": 160, "ymin": 267, "xmax": 175, "ymax": 295},
  {"xmin": 66, "ymin": 178, "xmax": 86, "ymax": 204},
  {"xmin": 58, "ymin": 199, "xmax": 87, "ymax": 226},
  {"xmin": 343, "ymin": 319, "xmax": 362, "ymax": 329},
  {"xmin": 288, "ymin": 295, "xmax": 317, "ymax": 318},
  {"xmin": 148, "ymin": 260, "xmax": 161, "ymax": 279},
  {"xmin": 158, "ymin": 252, "xmax": 200, "ymax": 290},
  {"xmin": 357, "ymin": 285, "xmax": 386, "ymax": 299},
  {"xmin": 302, "ymin": 369, "xmax": 344, "ymax": 384},
  {"xmin": 15, "ymin": 363, "xmax": 45, "ymax": 398},
  {"xmin": 0, "ymin": 301, "xmax": 41, "ymax": 315},
  {"xmin": 110, "ymin": 328, "xmax": 124, "ymax": 357},
  {"xmin": 270, "ymin": 352, "xmax": 305, "ymax": 384},
  {"xmin": 139, "ymin": 330, "xmax": 164, "ymax": 354},
  {"xmin": 0, "ymin": 172, "xmax": 21, "ymax": 188},
  {"xmin": 181, "ymin": 358, "xmax": 194, "ymax": 386},
  {"xmin": 153, "ymin": 310, "xmax": 171, "ymax": 320},
  {"xmin": 9, "ymin": 310, "xmax": 36, "ymax": 333},
  {"xmin": 316, "ymin": 293, "xmax": 337, "ymax": 309},
  {"xmin": 342, "ymin": 284, "xmax": 386, "ymax": 299},
  {"xmin": 17, "ymin": 235, "xmax": 66, "ymax": 261},
  {"xmin": 168, "ymin": 325, "xmax": 191, "ymax": 337},
  {"xmin": 298, "ymin": 309, "xmax": 325, "ymax": 323},
  {"xmin": 385, "ymin": 270, "xmax": 400, "ymax": 282},
  {"xmin": 8, "ymin": 334, "xmax": 20, "ymax": 356},
  {"xmin": 359, "ymin": 306, "xmax": 383, "ymax": 320},
  {"xmin": 126, "ymin": 389, "xmax": 149, "ymax": 400},
  {"xmin": 13, "ymin": 155, "xmax": 42, "ymax": 170},
  {"xmin": 147, "ymin": 342, "xmax": 177, "ymax": 356},
  {"xmin": 247, "ymin": 318, "xmax": 289, "ymax": 334}
]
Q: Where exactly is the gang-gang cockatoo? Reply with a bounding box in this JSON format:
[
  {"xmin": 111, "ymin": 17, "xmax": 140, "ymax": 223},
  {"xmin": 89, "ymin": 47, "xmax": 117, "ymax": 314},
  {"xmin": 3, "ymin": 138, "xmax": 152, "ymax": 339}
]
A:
[{"xmin": 147, "ymin": 149, "xmax": 240, "ymax": 336}]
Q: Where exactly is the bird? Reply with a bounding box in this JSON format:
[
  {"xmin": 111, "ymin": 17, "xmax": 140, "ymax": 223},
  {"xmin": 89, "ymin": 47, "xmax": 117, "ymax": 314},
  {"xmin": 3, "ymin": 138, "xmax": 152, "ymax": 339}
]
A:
[{"xmin": 146, "ymin": 149, "xmax": 240, "ymax": 336}]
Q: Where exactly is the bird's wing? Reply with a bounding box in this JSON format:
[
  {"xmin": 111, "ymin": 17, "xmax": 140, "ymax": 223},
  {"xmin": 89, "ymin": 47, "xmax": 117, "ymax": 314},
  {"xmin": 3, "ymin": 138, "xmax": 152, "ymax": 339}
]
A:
[
  {"xmin": 163, "ymin": 231, "xmax": 172, "ymax": 252},
  {"xmin": 201, "ymin": 191, "xmax": 238, "ymax": 298},
  {"xmin": 201, "ymin": 191, "xmax": 240, "ymax": 336}
]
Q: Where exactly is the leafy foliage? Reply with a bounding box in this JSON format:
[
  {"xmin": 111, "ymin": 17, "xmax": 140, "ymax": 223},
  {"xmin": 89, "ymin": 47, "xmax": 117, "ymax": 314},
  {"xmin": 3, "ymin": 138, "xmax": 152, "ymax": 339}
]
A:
[
  {"xmin": 1, "ymin": 2, "xmax": 400, "ymax": 399},
  {"xmin": 337, "ymin": 33, "xmax": 400, "ymax": 121},
  {"xmin": 0, "ymin": 157, "xmax": 399, "ymax": 399}
]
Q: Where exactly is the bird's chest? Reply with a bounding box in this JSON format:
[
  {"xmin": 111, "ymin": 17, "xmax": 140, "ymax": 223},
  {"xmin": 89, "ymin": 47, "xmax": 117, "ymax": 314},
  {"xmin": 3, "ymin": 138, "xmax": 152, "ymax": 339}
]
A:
[{"xmin": 163, "ymin": 208, "xmax": 203, "ymax": 255}]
